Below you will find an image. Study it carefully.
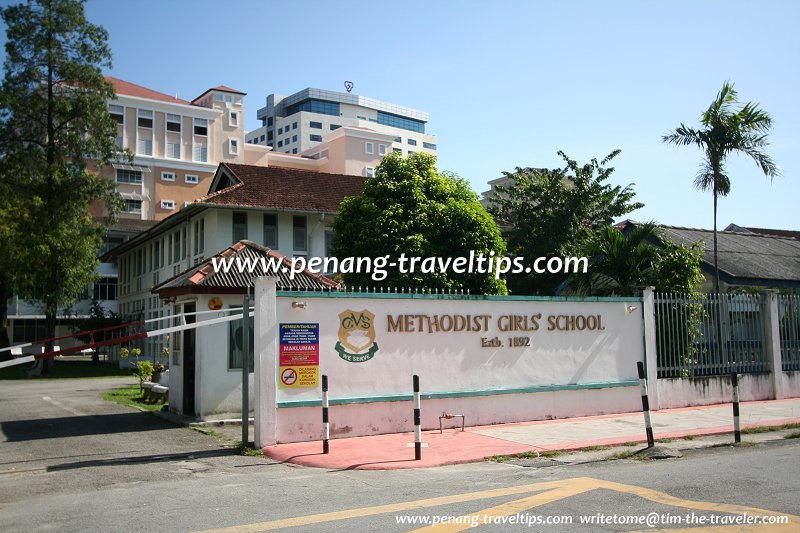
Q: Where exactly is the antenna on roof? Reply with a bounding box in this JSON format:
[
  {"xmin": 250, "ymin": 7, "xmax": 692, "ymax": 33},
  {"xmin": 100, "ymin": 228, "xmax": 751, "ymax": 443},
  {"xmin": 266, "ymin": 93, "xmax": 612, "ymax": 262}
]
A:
[{"xmin": 344, "ymin": 81, "xmax": 354, "ymax": 93}]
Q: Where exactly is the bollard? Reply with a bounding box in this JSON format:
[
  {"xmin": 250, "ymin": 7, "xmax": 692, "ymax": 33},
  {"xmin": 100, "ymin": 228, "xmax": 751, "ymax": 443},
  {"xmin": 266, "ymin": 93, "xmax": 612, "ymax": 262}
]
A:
[
  {"xmin": 413, "ymin": 374, "xmax": 421, "ymax": 460},
  {"xmin": 731, "ymin": 373, "xmax": 741, "ymax": 443},
  {"xmin": 322, "ymin": 374, "xmax": 330, "ymax": 454},
  {"xmin": 637, "ymin": 361, "xmax": 655, "ymax": 448}
]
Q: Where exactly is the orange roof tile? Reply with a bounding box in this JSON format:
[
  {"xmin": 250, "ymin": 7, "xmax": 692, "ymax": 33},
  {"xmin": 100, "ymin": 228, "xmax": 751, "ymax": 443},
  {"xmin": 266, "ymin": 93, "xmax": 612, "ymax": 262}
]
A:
[{"xmin": 106, "ymin": 76, "xmax": 191, "ymax": 105}]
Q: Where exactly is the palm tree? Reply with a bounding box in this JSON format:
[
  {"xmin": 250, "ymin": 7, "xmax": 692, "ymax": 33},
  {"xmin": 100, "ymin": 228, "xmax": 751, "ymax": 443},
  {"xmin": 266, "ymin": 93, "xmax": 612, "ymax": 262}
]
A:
[
  {"xmin": 663, "ymin": 82, "xmax": 778, "ymax": 294},
  {"xmin": 565, "ymin": 222, "xmax": 661, "ymax": 296}
]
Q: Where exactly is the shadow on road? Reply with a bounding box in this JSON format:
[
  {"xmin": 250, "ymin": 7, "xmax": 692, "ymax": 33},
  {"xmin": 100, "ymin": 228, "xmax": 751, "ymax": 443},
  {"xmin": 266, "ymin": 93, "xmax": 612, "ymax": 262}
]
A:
[
  {"xmin": 46, "ymin": 448, "xmax": 237, "ymax": 472},
  {"xmin": 1, "ymin": 411, "xmax": 177, "ymax": 441}
]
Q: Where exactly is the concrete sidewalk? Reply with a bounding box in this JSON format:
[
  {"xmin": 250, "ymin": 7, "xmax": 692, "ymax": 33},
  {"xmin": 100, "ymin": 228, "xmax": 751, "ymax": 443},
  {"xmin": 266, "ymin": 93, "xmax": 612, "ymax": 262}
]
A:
[{"xmin": 262, "ymin": 398, "xmax": 800, "ymax": 470}]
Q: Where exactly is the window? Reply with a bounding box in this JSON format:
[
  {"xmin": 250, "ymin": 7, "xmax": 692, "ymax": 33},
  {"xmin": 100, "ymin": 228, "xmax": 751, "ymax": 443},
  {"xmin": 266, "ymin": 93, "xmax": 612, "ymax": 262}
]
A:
[
  {"xmin": 408, "ymin": 150, "xmax": 415, "ymax": 154},
  {"xmin": 378, "ymin": 144, "xmax": 387, "ymax": 155},
  {"xmin": 407, "ymin": 138, "xmax": 417, "ymax": 146},
  {"xmin": 365, "ymin": 167, "xmax": 375, "ymax": 178},
  {"xmin": 228, "ymin": 306, "xmax": 254, "ymax": 371},
  {"xmin": 262, "ymin": 133, "xmax": 268, "ymax": 142},
  {"xmin": 193, "ymin": 118, "xmax": 208, "ymax": 136},
  {"xmin": 161, "ymin": 200, "xmax": 175, "ymax": 210},
  {"xmin": 166, "ymin": 113, "xmax": 181, "ymax": 132},
  {"xmin": 394, "ymin": 137, "xmax": 402, "ymax": 143},
  {"xmin": 194, "ymin": 219, "xmax": 205, "ymax": 255},
  {"xmin": 123, "ymin": 199, "xmax": 142, "ymax": 213},
  {"xmin": 150, "ymin": 241, "xmax": 161, "ymax": 270},
  {"xmin": 172, "ymin": 230, "xmax": 181, "ymax": 263},
  {"xmin": 93, "ymin": 277, "xmax": 117, "ymax": 301},
  {"xmin": 365, "ymin": 142, "xmax": 374, "ymax": 154},
  {"xmin": 263, "ymin": 214, "xmax": 278, "ymax": 248},
  {"xmin": 325, "ymin": 230, "xmax": 335, "ymax": 259},
  {"xmin": 278, "ymin": 127, "xmax": 283, "ymax": 135},
  {"xmin": 393, "ymin": 148, "xmax": 402, "ymax": 153},
  {"xmin": 330, "ymin": 124, "xmax": 341, "ymax": 130},
  {"xmin": 161, "ymin": 172, "xmax": 176, "ymax": 182},
  {"xmin": 292, "ymin": 148, "xmax": 298, "ymax": 154},
  {"xmin": 284, "ymin": 99, "xmax": 339, "ymax": 117},
  {"xmin": 229, "ymin": 111, "xmax": 239, "ymax": 127},
  {"xmin": 116, "ymin": 169, "xmax": 142, "ymax": 184},
  {"xmin": 166, "ymin": 142, "xmax": 180, "ymax": 159},
  {"xmin": 377, "ymin": 111, "xmax": 425, "ymax": 133},
  {"xmin": 137, "ymin": 109, "xmax": 153, "ymax": 128},
  {"xmin": 292, "ymin": 134, "xmax": 297, "ymax": 143},
  {"xmin": 229, "ymin": 138, "xmax": 239, "ymax": 155},
  {"xmin": 185, "ymin": 174, "xmax": 199, "ymax": 184},
  {"xmin": 293, "ymin": 216, "xmax": 307, "ymax": 251},
  {"xmin": 232, "ymin": 211, "xmax": 247, "ymax": 242},
  {"xmin": 267, "ymin": 117, "xmax": 273, "ymax": 127},
  {"xmin": 310, "ymin": 121, "xmax": 322, "ymax": 129},
  {"xmin": 292, "ymin": 122, "xmax": 298, "ymax": 130},
  {"xmin": 137, "ymin": 138, "xmax": 152, "ymax": 156},
  {"xmin": 109, "ymin": 104, "xmax": 124, "ymax": 124},
  {"xmin": 309, "ymin": 134, "xmax": 322, "ymax": 142},
  {"xmin": 423, "ymin": 142, "xmax": 437, "ymax": 150},
  {"xmin": 193, "ymin": 144, "xmax": 208, "ymax": 162},
  {"xmin": 277, "ymin": 140, "xmax": 283, "ymax": 148}
]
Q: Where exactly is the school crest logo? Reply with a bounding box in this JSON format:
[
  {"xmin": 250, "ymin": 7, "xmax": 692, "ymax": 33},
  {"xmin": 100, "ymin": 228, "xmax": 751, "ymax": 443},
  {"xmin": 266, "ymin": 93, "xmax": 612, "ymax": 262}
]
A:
[{"xmin": 335, "ymin": 309, "xmax": 379, "ymax": 362}]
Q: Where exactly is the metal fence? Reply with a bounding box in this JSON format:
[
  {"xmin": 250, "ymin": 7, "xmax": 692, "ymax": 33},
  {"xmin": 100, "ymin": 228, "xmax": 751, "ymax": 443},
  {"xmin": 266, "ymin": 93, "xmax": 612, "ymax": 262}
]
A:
[
  {"xmin": 654, "ymin": 292, "xmax": 768, "ymax": 378},
  {"xmin": 779, "ymin": 294, "xmax": 800, "ymax": 371}
]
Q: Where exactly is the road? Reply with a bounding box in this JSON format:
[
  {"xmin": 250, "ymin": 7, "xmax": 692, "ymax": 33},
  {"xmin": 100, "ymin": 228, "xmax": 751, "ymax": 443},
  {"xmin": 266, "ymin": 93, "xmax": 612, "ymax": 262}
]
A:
[{"xmin": 1, "ymin": 378, "xmax": 798, "ymax": 532}]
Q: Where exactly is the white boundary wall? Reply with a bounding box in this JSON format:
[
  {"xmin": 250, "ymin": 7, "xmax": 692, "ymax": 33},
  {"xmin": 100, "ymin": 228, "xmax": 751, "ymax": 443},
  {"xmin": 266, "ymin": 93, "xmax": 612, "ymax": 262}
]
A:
[{"xmin": 254, "ymin": 278, "xmax": 646, "ymax": 446}]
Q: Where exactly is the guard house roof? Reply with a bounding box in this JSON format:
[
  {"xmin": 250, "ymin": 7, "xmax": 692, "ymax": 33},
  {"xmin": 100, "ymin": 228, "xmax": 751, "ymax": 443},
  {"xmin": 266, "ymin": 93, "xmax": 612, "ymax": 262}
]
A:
[{"xmin": 153, "ymin": 240, "xmax": 339, "ymax": 297}]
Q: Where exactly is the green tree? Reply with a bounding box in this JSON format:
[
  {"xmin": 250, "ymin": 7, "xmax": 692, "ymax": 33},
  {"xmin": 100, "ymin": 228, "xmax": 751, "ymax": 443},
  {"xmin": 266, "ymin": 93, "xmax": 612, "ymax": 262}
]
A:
[
  {"xmin": 488, "ymin": 150, "xmax": 643, "ymax": 295},
  {"xmin": 662, "ymin": 81, "xmax": 778, "ymax": 294},
  {"xmin": 564, "ymin": 222, "xmax": 660, "ymax": 296},
  {"xmin": 650, "ymin": 240, "xmax": 705, "ymax": 294},
  {"xmin": 331, "ymin": 152, "xmax": 508, "ymax": 295},
  {"xmin": 564, "ymin": 223, "xmax": 704, "ymax": 296},
  {"xmin": 0, "ymin": 0, "xmax": 122, "ymax": 373}
]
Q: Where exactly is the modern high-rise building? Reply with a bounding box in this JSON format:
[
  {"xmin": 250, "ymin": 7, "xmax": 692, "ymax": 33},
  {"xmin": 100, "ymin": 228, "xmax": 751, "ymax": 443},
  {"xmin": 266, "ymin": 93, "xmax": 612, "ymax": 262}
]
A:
[{"xmin": 245, "ymin": 88, "xmax": 437, "ymax": 157}]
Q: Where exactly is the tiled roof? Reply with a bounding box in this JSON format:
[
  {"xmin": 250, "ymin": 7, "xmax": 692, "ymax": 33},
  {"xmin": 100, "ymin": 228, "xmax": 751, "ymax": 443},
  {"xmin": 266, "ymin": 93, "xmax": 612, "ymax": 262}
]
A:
[
  {"xmin": 620, "ymin": 221, "xmax": 800, "ymax": 284},
  {"xmin": 198, "ymin": 163, "xmax": 366, "ymax": 213},
  {"xmin": 152, "ymin": 241, "xmax": 339, "ymax": 295},
  {"xmin": 724, "ymin": 224, "xmax": 800, "ymax": 240},
  {"xmin": 211, "ymin": 85, "xmax": 246, "ymax": 95},
  {"xmin": 107, "ymin": 76, "xmax": 191, "ymax": 105}
]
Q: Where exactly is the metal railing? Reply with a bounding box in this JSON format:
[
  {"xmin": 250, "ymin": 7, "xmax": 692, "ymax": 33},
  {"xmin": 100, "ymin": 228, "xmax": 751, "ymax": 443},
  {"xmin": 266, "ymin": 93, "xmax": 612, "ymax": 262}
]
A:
[
  {"xmin": 779, "ymin": 294, "xmax": 800, "ymax": 371},
  {"xmin": 654, "ymin": 292, "xmax": 768, "ymax": 378}
]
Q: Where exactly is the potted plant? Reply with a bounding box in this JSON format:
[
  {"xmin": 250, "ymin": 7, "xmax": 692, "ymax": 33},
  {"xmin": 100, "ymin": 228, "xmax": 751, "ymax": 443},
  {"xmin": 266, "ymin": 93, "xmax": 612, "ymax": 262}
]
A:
[{"xmin": 152, "ymin": 361, "xmax": 165, "ymax": 383}]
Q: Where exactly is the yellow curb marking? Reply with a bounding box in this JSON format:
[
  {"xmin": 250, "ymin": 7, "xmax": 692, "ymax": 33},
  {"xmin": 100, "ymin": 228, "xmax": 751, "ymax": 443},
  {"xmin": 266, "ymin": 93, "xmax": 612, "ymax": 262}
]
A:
[{"xmin": 196, "ymin": 477, "xmax": 800, "ymax": 533}]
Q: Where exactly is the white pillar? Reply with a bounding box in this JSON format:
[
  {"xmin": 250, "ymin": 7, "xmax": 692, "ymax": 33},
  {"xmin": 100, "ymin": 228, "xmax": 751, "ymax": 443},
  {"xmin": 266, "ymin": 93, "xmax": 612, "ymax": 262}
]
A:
[
  {"xmin": 641, "ymin": 287, "xmax": 660, "ymax": 410},
  {"xmin": 763, "ymin": 290, "xmax": 784, "ymax": 400},
  {"xmin": 254, "ymin": 277, "xmax": 278, "ymax": 447}
]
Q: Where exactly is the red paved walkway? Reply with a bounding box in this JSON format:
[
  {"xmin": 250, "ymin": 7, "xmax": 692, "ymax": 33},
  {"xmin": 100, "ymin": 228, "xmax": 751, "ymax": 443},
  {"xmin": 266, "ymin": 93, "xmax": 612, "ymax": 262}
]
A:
[{"xmin": 262, "ymin": 398, "xmax": 800, "ymax": 470}]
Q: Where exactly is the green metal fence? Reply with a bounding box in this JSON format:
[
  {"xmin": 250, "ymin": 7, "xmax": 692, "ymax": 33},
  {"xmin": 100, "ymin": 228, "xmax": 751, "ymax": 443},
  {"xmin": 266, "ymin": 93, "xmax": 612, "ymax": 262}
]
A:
[
  {"xmin": 654, "ymin": 292, "xmax": 768, "ymax": 378},
  {"xmin": 779, "ymin": 294, "xmax": 800, "ymax": 371}
]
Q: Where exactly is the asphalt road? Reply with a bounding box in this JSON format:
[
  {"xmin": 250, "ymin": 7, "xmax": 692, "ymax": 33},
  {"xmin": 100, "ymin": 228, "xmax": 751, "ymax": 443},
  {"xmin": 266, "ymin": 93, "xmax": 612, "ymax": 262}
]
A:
[{"xmin": 1, "ymin": 378, "xmax": 798, "ymax": 532}]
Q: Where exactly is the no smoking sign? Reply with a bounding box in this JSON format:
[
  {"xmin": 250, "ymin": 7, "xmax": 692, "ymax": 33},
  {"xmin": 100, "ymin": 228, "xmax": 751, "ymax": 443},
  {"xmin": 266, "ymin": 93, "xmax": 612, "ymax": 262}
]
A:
[{"xmin": 281, "ymin": 368, "xmax": 297, "ymax": 386}]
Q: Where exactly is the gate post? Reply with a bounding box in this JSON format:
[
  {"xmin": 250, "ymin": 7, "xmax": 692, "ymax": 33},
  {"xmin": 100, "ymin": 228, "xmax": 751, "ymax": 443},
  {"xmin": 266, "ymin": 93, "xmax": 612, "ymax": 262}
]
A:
[
  {"xmin": 762, "ymin": 290, "xmax": 784, "ymax": 400},
  {"xmin": 254, "ymin": 277, "xmax": 278, "ymax": 448},
  {"xmin": 641, "ymin": 287, "xmax": 660, "ymax": 410}
]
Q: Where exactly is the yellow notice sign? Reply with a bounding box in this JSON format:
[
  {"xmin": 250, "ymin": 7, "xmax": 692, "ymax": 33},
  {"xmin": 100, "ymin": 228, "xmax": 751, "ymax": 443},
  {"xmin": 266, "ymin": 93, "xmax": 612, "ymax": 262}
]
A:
[{"xmin": 279, "ymin": 365, "xmax": 319, "ymax": 388}]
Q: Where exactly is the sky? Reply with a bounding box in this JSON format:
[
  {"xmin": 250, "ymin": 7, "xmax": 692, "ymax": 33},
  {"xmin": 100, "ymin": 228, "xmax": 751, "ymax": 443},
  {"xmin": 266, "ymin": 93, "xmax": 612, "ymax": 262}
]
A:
[{"xmin": 1, "ymin": 0, "xmax": 798, "ymax": 231}]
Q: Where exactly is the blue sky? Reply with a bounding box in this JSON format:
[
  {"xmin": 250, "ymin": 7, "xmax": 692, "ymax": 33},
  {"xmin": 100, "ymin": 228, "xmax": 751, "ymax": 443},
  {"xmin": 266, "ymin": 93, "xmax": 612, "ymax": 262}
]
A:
[{"xmin": 2, "ymin": 0, "xmax": 798, "ymax": 230}]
